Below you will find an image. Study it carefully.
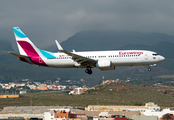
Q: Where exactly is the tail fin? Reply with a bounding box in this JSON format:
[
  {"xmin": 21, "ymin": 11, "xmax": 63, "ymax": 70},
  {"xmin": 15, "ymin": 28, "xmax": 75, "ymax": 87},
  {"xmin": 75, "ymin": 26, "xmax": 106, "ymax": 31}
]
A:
[{"xmin": 13, "ymin": 27, "xmax": 41, "ymax": 57}]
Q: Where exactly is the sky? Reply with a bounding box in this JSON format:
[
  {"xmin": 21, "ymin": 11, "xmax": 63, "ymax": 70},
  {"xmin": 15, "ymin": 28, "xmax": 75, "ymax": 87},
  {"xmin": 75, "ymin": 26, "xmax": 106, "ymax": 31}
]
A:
[{"xmin": 1, "ymin": 0, "xmax": 174, "ymax": 49}]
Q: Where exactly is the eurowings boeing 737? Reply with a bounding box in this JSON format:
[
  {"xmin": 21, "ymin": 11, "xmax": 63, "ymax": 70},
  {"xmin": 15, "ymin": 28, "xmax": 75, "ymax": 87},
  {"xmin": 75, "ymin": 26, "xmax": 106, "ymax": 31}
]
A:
[{"xmin": 10, "ymin": 27, "xmax": 165, "ymax": 74}]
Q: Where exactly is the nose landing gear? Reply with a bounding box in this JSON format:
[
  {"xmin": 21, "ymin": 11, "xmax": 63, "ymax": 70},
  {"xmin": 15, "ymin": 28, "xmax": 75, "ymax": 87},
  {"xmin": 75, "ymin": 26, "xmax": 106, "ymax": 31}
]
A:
[
  {"xmin": 85, "ymin": 66, "xmax": 92, "ymax": 74},
  {"xmin": 148, "ymin": 66, "xmax": 151, "ymax": 71}
]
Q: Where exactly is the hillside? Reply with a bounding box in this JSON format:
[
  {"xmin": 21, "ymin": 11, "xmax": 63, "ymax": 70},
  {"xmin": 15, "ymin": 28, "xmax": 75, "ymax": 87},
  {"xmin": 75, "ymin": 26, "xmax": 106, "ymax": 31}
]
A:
[
  {"xmin": 0, "ymin": 83, "xmax": 174, "ymax": 109},
  {"xmin": 140, "ymin": 84, "xmax": 174, "ymax": 97},
  {"xmin": 92, "ymin": 83, "xmax": 174, "ymax": 107}
]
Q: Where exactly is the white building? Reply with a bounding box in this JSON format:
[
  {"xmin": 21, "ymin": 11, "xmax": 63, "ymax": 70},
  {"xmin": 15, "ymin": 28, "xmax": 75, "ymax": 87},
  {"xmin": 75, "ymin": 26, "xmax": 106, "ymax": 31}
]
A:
[
  {"xmin": 19, "ymin": 91, "xmax": 26, "ymax": 94},
  {"xmin": 86, "ymin": 102, "xmax": 160, "ymax": 112},
  {"xmin": 142, "ymin": 108, "xmax": 173, "ymax": 119},
  {"xmin": 98, "ymin": 112, "xmax": 109, "ymax": 117},
  {"xmin": 69, "ymin": 87, "xmax": 88, "ymax": 95},
  {"xmin": 76, "ymin": 88, "xmax": 82, "ymax": 95},
  {"xmin": 44, "ymin": 111, "xmax": 55, "ymax": 120}
]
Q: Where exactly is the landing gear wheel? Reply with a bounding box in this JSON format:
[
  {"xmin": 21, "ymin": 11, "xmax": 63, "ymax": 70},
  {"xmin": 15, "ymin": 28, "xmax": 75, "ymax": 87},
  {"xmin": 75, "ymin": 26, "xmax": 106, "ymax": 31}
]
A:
[
  {"xmin": 88, "ymin": 70, "xmax": 92, "ymax": 75},
  {"xmin": 148, "ymin": 66, "xmax": 151, "ymax": 71},
  {"xmin": 85, "ymin": 67, "xmax": 92, "ymax": 75},
  {"xmin": 85, "ymin": 69, "xmax": 89, "ymax": 73}
]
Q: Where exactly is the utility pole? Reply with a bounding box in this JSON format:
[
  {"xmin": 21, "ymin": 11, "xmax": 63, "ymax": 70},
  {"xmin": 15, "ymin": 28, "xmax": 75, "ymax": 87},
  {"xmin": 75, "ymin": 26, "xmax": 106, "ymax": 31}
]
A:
[{"xmin": 102, "ymin": 75, "xmax": 104, "ymax": 85}]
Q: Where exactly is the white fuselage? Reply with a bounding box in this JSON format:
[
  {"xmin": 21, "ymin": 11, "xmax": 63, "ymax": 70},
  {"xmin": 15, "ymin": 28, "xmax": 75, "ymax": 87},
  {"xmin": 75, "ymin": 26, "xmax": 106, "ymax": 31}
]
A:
[{"xmin": 43, "ymin": 50, "xmax": 165, "ymax": 68}]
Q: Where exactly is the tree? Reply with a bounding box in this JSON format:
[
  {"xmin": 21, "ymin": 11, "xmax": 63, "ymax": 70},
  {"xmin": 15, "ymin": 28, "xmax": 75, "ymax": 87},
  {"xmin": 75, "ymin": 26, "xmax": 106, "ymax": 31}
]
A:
[{"xmin": 162, "ymin": 114, "xmax": 172, "ymax": 120}]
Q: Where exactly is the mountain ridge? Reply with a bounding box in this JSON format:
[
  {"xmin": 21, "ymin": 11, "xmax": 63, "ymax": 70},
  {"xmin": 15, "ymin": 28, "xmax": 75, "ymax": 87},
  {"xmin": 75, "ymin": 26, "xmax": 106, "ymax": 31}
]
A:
[{"xmin": 45, "ymin": 30, "xmax": 174, "ymax": 52}]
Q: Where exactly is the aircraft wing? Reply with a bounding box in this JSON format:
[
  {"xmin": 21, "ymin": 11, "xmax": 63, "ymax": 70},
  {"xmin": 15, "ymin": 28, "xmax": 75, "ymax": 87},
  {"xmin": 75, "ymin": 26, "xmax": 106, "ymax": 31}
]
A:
[
  {"xmin": 9, "ymin": 52, "xmax": 30, "ymax": 58},
  {"xmin": 55, "ymin": 40, "xmax": 97, "ymax": 67}
]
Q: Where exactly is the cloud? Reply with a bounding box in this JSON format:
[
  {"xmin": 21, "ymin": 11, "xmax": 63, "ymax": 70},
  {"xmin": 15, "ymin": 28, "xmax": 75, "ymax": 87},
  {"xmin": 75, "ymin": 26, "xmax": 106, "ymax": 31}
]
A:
[{"xmin": 1, "ymin": 0, "xmax": 174, "ymax": 49}]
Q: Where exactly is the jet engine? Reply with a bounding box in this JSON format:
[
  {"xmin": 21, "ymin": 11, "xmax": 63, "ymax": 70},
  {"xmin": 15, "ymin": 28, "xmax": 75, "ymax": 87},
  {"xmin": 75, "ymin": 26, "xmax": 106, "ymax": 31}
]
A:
[
  {"xmin": 96, "ymin": 60, "xmax": 115, "ymax": 70},
  {"xmin": 96, "ymin": 60, "xmax": 112, "ymax": 68}
]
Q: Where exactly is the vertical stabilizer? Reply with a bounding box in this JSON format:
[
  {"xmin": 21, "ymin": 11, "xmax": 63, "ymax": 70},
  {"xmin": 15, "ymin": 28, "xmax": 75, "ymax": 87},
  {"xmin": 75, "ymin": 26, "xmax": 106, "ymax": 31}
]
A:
[
  {"xmin": 13, "ymin": 27, "xmax": 41, "ymax": 57},
  {"xmin": 13, "ymin": 27, "xmax": 48, "ymax": 66}
]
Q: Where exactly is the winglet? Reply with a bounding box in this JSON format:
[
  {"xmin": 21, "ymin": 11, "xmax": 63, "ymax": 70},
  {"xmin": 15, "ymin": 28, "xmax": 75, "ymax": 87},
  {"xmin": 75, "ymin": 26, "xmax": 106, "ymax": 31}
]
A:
[{"xmin": 55, "ymin": 40, "xmax": 63, "ymax": 51}]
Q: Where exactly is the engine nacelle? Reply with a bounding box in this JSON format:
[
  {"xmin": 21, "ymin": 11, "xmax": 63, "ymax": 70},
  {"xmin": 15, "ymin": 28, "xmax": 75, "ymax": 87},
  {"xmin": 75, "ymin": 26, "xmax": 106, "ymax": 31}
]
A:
[
  {"xmin": 75, "ymin": 62, "xmax": 81, "ymax": 67},
  {"xmin": 96, "ymin": 60, "xmax": 112, "ymax": 68}
]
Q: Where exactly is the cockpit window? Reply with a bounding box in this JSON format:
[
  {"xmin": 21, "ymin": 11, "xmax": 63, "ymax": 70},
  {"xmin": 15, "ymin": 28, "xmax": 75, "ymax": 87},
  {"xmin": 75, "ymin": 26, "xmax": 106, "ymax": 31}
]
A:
[{"xmin": 152, "ymin": 54, "xmax": 159, "ymax": 56}]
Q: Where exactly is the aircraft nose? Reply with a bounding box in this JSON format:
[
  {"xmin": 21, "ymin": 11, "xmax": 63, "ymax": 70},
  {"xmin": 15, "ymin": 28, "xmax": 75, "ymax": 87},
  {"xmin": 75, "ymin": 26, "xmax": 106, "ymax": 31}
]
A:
[{"xmin": 160, "ymin": 56, "xmax": 165, "ymax": 61}]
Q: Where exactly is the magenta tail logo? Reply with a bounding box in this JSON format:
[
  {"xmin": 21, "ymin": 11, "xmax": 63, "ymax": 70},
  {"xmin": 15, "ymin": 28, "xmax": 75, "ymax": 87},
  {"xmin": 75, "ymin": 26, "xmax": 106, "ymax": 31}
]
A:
[{"xmin": 13, "ymin": 27, "xmax": 48, "ymax": 67}]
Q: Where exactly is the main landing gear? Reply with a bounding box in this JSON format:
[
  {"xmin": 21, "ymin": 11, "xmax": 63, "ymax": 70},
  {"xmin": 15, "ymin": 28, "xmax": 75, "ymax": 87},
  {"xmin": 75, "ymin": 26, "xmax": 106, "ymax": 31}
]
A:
[{"xmin": 85, "ymin": 66, "xmax": 92, "ymax": 75}]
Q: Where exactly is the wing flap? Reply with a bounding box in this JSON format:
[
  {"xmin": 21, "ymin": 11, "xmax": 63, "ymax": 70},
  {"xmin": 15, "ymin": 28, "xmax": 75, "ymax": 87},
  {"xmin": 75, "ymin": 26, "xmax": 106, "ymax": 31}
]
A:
[{"xmin": 62, "ymin": 49, "xmax": 96, "ymax": 66}]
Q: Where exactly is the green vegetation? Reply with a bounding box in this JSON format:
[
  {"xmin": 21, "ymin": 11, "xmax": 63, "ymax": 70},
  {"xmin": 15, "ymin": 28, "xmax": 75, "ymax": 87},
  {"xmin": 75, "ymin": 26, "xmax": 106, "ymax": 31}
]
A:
[
  {"xmin": 1, "ymin": 83, "xmax": 174, "ymax": 109},
  {"xmin": 162, "ymin": 114, "xmax": 171, "ymax": 120}
]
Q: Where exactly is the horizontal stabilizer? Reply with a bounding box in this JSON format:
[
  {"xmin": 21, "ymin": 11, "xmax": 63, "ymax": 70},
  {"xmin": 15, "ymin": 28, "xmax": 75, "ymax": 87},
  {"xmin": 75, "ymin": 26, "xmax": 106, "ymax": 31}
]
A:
[{"xmin": 9, "ymin": 52, "xmax": 30, "ymax": 58}]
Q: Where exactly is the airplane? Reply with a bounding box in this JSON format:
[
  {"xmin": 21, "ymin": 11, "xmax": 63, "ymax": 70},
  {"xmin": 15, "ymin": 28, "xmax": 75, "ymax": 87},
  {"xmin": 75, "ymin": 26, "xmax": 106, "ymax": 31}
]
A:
[{"xmin": 10, "ymin": 27, "xmax": 165, "ymax": 75}]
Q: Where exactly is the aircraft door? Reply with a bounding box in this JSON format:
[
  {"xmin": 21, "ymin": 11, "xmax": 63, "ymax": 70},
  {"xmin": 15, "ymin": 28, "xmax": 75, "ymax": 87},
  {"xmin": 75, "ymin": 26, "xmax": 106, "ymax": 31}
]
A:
[{"xmin": 145, "ymin": 54, "xmax": 148, "ymax": 60}]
